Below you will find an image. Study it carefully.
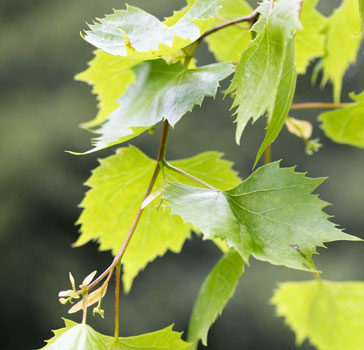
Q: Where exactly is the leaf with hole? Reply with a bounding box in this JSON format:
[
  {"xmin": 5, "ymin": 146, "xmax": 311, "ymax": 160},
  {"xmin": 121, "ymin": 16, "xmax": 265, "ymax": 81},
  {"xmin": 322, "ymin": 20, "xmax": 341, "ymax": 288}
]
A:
[{"xmin": 164, "ymin": 161, "xmax": 360, "ymax": 270}]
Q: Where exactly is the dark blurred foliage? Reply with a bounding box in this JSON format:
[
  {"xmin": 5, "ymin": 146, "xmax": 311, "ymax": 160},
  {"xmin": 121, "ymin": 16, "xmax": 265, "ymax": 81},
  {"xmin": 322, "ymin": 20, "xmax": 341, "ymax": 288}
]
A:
[{"xmin": 0, "ymin": 0, "xmax": 363, "ymax": 349}]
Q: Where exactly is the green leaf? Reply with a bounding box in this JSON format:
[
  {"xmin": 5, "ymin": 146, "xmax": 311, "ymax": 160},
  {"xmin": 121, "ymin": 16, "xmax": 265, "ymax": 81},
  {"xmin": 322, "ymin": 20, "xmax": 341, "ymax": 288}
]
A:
[
  {"xmin": 322, "ymin": 0, "xmax": 363, "ymax": 102},
  {"xmin": 228, "ymin": 0, "xmax": 301, "ymax": 144},
  {"xmin": 295, "ymin": 0, "xmax": 327, "ymax": 74},
  {"xmin": 272, "ymin": 280, "xmax": 364, "ymax": 350},
  {"xmin": 41, "ymin": 319, "xmax": 191, "ymax": 350},
  {"xmin": 319, "ymin": 91, "xmax": 364, "ymax": 148},
  {"xmin": 104, "ymin": 325, "xmax": 192, "ymax": 350},
  {"xmin": 205, "ymin": 0, "xmax": 253, "ymax": 62},
  {"xmin": 75, "ymin": 146, "xmax": 240, "ymax": 292},
  {"xmin": 188, "ymin": 250, "xmax": 244, "ymax": 349},
  {"xmin": 73, "ymin": 59, "xmax": 232, "ymax": 155},
  {"xmin": 83, "ymin": 0, "xmax": 218, "ymax": 59},
  {"xmin": 360, "ymin": 0, "xmax": 364, "ymax": 25},
  {"xmin": 164, "ymin": 162, "xmax": 360, "ymax": 271},
  {"xmin": 254, "ymin": 38, "xmax": 297, "ymax": 167},
  {"xmin": 40, "ymin": 320, "xmax": 108, "ymax": 350},
  {"xmin": 75, "ymin": 50, "xmax": 138, "ymax": 128}
]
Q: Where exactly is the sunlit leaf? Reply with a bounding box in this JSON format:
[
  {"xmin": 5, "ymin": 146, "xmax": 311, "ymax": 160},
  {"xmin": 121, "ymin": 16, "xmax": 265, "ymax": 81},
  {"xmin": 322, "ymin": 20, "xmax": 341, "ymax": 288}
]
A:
[
  {"xmin": 205, "ymin": 0, "xmax": 253, "ymax": 62},
  {"xmin": 319, "ymin": 91, "xmax": 364, "ymax": 148},
  {"xmin": 75, "ymin": 50, "xmax": 138, "ymax": 128},
  {"xmin": 72, "ymin": 59, "xmax": 232, "ymax": 155},
  {"xmin": 75, "ymin": 146, "xmax": 240, "ymax": 292},
  {"xmin": 188, "ymin": 250, "xmax": 244, "ymax": 349},
  {"xmin": 228, "ymin": 0, "xmax": 301, "ymax": 144},
  {"xmin": 272, "ymin": 280, "xmax": 364, "ymax": 350},
  {"xmin": 83, "ymin": 0, "xmax": 219, "ymax": 59},
  {"xmin": 295, "ymin": 0, "xmax": 326, "ymax": 74},
  {"xmin": 322, "ymin": 0, "xmax": 363, "ymax": 101},
  {"xmin": 164, "ymin": 162, "xmax": 359, "ymax": 270}
]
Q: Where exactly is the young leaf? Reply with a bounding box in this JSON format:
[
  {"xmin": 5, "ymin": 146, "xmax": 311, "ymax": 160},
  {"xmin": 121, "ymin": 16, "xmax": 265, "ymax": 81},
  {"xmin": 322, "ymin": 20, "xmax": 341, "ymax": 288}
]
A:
[
  {"xmin": 75, "ymin": 50, "xmax": 138, "ymax": 128},
  {"xmin": 73, "ymin": 59, "xmax": 232, "ymax": 154},
  {"xmin": 83, "ymin": 0, "xmax": 219, "ymax": 59},
  {"xmin": 295, "ymin": 0, "xmax": 327, "ymax": 74},
  {"xmin": 188, "ymin": 250, "xmax": 244, "ymax": 349},
  {"xmin": 40, "ymin": 319, "xmax": 108, "ymax": 350},
  {"xmin": 164, "ymin": 162, "xmax": 360, "ymax": 271},
  {"xmin": 321, "ymin": 0, "xmax": 363, "ymax": 102},
  {"xmin": 75, "ymin": 146, "xmax": 240, "ymax": 292},
  {"xmin": 254, "ymin": 38, "xmax": 297, "ymax": 167},
  {"xmin": 103, "ymin": 325, "xmax": 192, "ymax": 350},
  {"xmin": 272, "ymin": 280, "xmax": 364, "ymax": 350},
  {"xmin": 227, "ymin": 0, "xmax": 301, "ymax": 144},
  {"xmin": 205, "ymin": 0, "xmax": 253, "ymax": 62},
  {"xmin": 319, "ymin": 91, "xmax": 364, "ymax": 148}
]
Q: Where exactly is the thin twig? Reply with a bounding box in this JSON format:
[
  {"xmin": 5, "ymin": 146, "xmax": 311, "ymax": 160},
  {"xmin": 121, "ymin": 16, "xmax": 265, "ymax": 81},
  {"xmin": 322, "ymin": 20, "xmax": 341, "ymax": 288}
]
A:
[
  {"xmin": 198, "ymin": 11, "xmax": 259, "ymax": 42},
  {"xmin": 114, "ymin": 262, "xmax": 121, "ymax": 339},
  {"xmin": 298, "ymin": 0, "xmax": 303, "ymax": 18},
  {"xmin": 270, "ymin": 0, "xmax": 275, "ymax": 12},
  {"xmin": 290, "ymin": 102, "xmax": 354, "ymax": 110},
  {"xmin": 86, "ymin": 121, "xmax": 170, "ymax": 292}
]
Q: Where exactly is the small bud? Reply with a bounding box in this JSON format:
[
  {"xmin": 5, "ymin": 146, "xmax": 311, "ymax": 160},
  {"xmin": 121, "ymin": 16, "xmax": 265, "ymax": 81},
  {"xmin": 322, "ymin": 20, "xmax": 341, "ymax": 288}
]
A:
[
  {"xmin": 93, "ymin": 306, "xmax": 105, "ymax": 318},
  {"xmin": 80, "ymin": 270, "xmax": 97, "ymax": 289},
  {"xmin": 58, "ymin": 289, "xmax": 80, "ymax": 299},
  {"xmin": 59, "ymin": 298, "xmax": 69, "ymax": 305},
  {"xmin": 69, "ymin": 272, "xmax": 76, "ymax": 291}
]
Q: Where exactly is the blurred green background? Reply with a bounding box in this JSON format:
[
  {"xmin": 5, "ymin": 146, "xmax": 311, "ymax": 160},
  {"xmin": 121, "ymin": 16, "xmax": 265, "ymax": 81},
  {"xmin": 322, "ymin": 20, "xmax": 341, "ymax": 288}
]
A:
[{"xmin": 1, "ymin": 0, "xmax": 363, "ymax": 349}]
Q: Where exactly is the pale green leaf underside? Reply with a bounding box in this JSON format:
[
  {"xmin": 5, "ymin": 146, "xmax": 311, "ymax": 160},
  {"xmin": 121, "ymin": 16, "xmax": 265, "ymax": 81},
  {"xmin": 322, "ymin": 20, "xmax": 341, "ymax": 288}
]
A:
[
  {"xmin": 72, "ymin": 59, "xmax": 232, "ymax": 155},
  {"xmin": 254, "ymin": 38, "xmax": 297, "ymax": 167},
  {"xmin": 40, "ymin": 319, "xmax": 191, "ymax": 350},
  {"xmin": 75, "ymin": 50, "xmax": 138, "ymax": 128},
  {"xmin": 205, "ymin": 0, "xmax": 253, "ymax": 62},
  {"xmin": 188, "ymin": 250, "xmax": 244, "ymax": 349},
  {"xmin": 40, "ymin": 320, "xmax": 108, "ymax": 350},
  {"xmin": 319, "ymin": 91, "xmax": 364, "ymax": 148},
  {"xmin": 83, "ymin": 0, "xmax": 218, "ymax": 59},
  {"xmin": 272, "ymin": 280, "xmax": 364, "ymax": 350},
  {"xmin": 228, "ymin": 0, "xmax": 301, "ymax": 144},
  {"xmin": 164, "ymin": 162, "xmax": 359, "ymax": 271},
  {"xmin": 76, "ymin": 146, "xmax": 240, "ymax": 292},
  {"xmin": 322, "ymin": 0, "xmax": 363, "ymax": 102},
  {"xmin": 295, "ymin": 0, "xmax": 326, "ymax": 74}
]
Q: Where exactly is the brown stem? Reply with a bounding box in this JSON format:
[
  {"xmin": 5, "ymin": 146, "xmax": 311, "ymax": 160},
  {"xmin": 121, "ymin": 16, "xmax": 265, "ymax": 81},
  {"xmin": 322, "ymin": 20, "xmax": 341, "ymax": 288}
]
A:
[
  {"xmin": 82, "ymin": 292, "xmax": 88, "ymax": 324},
  {"xmin": 298, "ymin": 0, "xmax": 303, "ymax": 18},
  {"xmin": 163, "ymin": 161, "xmax": 215, "ymax": 189},
  {"xmin": 270, "ymin": 0, "xmax": 275, "ymax": 12},
  {"xmin": 114, "ymin": 262, "xmax": 121, "ymax": 339},
  {"xmin": 86, "ymin": 121, "xmax": 170, "ymax": 292},
  {"xmin": 264, "ymin": 147, "xmax": 271, "ymax": 165},
  {"xmin": 198, "ymin": 11, "xmax": 259, "ymax": 42},
  {"xmin": 290, "ymin": 102, "xmax": 353, "ymax": 110}
]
